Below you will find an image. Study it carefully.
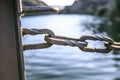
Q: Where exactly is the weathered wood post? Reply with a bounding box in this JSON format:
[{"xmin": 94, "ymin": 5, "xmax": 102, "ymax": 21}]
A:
[{"xmin": 0, "ymin": 0, "xmax": 25, "ymax": 80}]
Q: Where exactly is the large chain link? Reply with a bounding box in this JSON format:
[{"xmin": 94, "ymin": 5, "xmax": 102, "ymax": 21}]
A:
[
  {"xmin": 22, "ymin": 28, "xmax": 55, "ymax": 50},
  {"xmin": 22, "ymin": 28, "xmax": 120, "ymax": 53}
]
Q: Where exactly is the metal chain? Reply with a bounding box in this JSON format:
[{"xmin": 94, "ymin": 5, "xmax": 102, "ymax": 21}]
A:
[{"xmin": 22, "ymin": 28, "xmax": 120, "ymax": 53}]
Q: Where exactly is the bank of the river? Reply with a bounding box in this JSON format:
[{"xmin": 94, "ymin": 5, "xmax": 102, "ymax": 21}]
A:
[{"xmin": 60, "ymin": 0, "xmax": 112, "ymax": 15}]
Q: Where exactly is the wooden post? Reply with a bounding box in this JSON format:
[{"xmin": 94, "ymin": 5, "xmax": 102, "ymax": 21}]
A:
[{"xmin": 0, "ymin": 0, "xmax": 25, "ymax": 80}]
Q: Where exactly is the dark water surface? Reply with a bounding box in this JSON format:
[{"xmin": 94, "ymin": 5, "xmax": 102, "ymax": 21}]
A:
[{"xmin": 22, "ymin": 14, "xmax": 120, "ymax": 80}]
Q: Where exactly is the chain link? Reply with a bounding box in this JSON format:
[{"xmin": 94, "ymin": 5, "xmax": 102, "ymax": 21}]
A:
[
  {"xmin": 22, "ymin": 28, "xmax": 55, "ymax": 50},
  {"xmin": 22, "ymin": 28, "xmax": 120, "ymax": 53},
  {"xmin": 45, "ymin": 35, "xmax": 88, "ymax": 48},
  {"xmin": 78, "ymin": 35, "xmax": 113, "ymax": 53},
  {"xmin": 111, "ymin": 42, "xmax": 120, "ymax": 51}
]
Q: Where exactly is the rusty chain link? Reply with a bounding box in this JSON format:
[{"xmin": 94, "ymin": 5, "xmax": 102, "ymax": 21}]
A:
[{"xmin": 22, "ymin": 28, "xmax": 120, "ymax": 53}]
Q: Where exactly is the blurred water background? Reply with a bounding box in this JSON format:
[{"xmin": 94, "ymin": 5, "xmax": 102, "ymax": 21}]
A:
[{"xmin": 22, "ymin": 14, "xmax": 120, "ymax": 80}]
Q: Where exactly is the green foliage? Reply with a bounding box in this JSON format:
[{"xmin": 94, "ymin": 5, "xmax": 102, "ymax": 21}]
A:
[{"xmin": 107, "ymin": 0, "xmax": 120, "ymax": 19}]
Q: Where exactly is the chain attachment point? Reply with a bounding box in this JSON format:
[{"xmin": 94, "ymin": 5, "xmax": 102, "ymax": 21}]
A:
[{"xmin": 22, "ymin": 28, "xmax": 55, "ymax": 50}]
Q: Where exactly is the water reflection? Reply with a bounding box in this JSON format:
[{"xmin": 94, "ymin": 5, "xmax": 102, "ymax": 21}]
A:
[{"xmin": 22, "ymin": 14, "xmax": 120, "ymax": 80}]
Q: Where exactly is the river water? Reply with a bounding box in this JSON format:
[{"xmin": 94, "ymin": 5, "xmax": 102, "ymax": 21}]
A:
[{"xmin": 21, "ymin": 14, "xmax": 120, "ymax": 80}]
